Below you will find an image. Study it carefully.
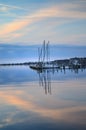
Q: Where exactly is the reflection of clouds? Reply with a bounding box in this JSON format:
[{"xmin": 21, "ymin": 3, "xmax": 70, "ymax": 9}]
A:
[
  {"xmin": 0, "ymin": 91, "xmax": 86, "ymax": 126},
  {"xmin": 0, "ymin": 81, "xmax": 86, "ymax": 127},
  {"xmin": 0, "ymin": 110, "xmax": 29, "ymax": 129},
  {"xmin": 0, "ymin": 91, "xmax": 35, "ymax": 110}
]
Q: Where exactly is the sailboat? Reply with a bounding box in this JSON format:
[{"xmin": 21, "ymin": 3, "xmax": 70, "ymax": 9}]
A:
[{"xmin": 29, "ymin": 40, "xmax": 50, "ymax": 70}]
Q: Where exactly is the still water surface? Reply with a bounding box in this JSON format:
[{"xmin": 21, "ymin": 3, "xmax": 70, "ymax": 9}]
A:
[{"xmin": 0, "ymin": 66, "xmax": 86, "ymax": 130}]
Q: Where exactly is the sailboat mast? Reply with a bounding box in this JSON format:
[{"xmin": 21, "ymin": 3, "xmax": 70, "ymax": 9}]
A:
[
  {"xmin": 38, "ymin": 40, "xmax": 50, "ymax": 67},
  {"xmin": 46, "ymin": 41, "xmax": 49, "ymax": 63},
  {"xmin": 38, "ymin": 47, "xmax": 40, "ymax": 63},
  {"xmin": 43, "ymin": 40, "xmax": 46, "ymax": 64},
  {"xmin": 38, "ymin": 47, "xmax": 43, "ymax": 66}
]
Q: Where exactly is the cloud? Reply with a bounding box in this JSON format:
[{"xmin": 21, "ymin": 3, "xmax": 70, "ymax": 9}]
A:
[
  {"xmin": 54, "ymin": 34, "xmax": 86, "ymax": 45},
  {"xmin": 0, "ymin": 19, "xmax": 31, "ymax": 35},
  {"xmin": 0, "ymin": 3, "xmax": 28, "ymax": 11},
  {"xmin": 0, "ymin": 3, "xmax": 28, "ymax": 19},
  {"xmin": 0, "ymin": 2, "xmax": 86, "ymax": 44},
  {"xmin": 0, "ymin": 6, "xmax": 9, "ymax": 12}
]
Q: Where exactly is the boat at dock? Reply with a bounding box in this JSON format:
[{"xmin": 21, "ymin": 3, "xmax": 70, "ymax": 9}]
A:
[
  {"xmin": 29, "ymin": 64, "xmax": 58, "ymax": 70},
  {"xmin": 29, "ymin": 40, "xmax": 51, "ymax": 71}
]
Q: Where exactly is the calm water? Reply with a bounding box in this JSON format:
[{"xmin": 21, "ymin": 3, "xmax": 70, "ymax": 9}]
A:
[{"xmin": 0, "ymin": 66, "xmax": 86, "ymax": 130}]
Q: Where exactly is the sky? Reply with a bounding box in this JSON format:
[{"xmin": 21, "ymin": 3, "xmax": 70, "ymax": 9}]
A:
[
  {"xmin": 0, "ymin": 44, "xmax": 86, "ymax": 63},
  {"xmin": 0, "ymin": 0, "xmax": 86, "ymax": 45}
]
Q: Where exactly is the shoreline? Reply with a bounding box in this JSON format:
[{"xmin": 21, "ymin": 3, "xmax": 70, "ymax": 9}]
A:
[{"xmin": 0, "ymin": 57, "xmax": 86, "ymax": 69}]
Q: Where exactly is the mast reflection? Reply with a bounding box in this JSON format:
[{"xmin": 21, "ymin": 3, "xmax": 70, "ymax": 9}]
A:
[
  {"xmin": 37, "ymin": 69, "xmax": 51, "ymax": 95},
  {"xmin": 36, "ymin": 67, "xmax": 85, "ymax": 94}
]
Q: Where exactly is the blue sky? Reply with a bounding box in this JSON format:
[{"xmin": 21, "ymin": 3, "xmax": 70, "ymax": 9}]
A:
[
  {"xmin": 0, "ymin": 0, "xmax": 86, "ymax": 45},
  {"xmin": 0, "ymin": 44, "xmax": 86, "ymax": 63}
]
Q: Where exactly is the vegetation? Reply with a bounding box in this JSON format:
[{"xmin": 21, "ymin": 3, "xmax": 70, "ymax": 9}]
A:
[{"xmin": 0, "ymin": 57, "xmax": 86, "ymax": 69}]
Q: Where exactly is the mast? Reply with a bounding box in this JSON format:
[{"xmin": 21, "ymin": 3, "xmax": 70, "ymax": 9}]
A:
[
  {"xmin": 43, "ymin": 40, "xmax": 46, "ymax": 65},
  {"xmin": 38, "ymin": 45, "xmax": 43, "ymax": 64},
  {"xmin": 40, "ymin": 47, "xmax": 42, "ymax": 63},
  {"xmin": 38, "ymin": 47, "xmax": 40, "ymax": 63},
  {"xmin": 38, "ymin": 40, "xmax": 50, "ymax": 67},
  {"xmin": 46, "ymin": 41, "xmax": 50, "ymax": 63}
]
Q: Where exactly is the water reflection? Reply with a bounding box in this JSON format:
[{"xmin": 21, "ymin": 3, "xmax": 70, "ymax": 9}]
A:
[
  {"xmin": 38, "ymin": 69, "xmax": 51, "ymax": 94},
  {"xmin": 0, "ymin": 65, "xmax": 86, "ymax": 86},
  {"xmin": 36, "ymin": 67, "xmax": 86, "ymax": 94},
  {"xmin": 0, "ymin": 79, "xmax": 86, "ymax": 130},
  {"xmin": 0, "ymin": 66, "xmax": 86, "ymax": 130}
]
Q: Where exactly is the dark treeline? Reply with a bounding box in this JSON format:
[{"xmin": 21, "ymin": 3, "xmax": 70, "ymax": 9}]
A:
[
  {"xmin": 0, "ymin": 57, "xmax": 86, "ymax": 69},
  {"xmin": 51, "ymin": 57, "xmax": 86, "ymax": 69}
]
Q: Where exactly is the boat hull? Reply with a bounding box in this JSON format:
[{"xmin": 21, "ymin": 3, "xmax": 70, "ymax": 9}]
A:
[{"xmin": 29, "ymin": 65, "xmax": 60, "ymax": 71}]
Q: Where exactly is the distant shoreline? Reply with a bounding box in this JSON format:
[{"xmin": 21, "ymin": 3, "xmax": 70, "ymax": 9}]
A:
[{"xmin": 0, "ymin": 57, "xmax": 86, "ymax": 69}]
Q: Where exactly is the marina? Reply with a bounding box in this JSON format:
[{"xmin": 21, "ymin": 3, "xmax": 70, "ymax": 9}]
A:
[
  {"xmin": 0, "ymin": 0, "xmax": 86, "ymax": 129},
  {"xmin": 29, "ymin": 40, "xmax": 51, "ymax": 70},
  {"xmin": 29, "ymin": 41, "xmax": 86, "ymax": 71}
]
